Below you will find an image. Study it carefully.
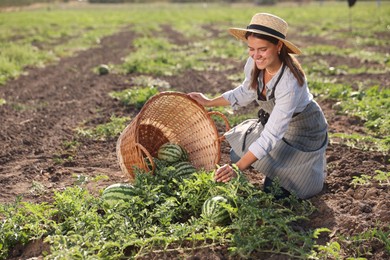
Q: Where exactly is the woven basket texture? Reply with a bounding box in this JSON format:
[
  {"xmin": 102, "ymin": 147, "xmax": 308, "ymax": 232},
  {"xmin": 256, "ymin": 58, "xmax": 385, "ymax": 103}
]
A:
[{"xmin": 116, "ymin": 91, "xmax": 228, "ymax": 181}]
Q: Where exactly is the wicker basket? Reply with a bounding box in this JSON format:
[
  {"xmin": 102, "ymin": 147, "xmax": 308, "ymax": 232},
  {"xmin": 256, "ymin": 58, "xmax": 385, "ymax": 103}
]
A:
[{"xmin": 116, "ymin": 91, "xmax": 230, "ymax": 181}]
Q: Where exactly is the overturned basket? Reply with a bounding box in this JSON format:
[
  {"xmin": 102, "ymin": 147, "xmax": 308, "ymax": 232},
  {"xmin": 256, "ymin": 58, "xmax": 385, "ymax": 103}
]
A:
[{"xmin": 116, "ymin": 91, "xmax": 230, "ymax": 181}]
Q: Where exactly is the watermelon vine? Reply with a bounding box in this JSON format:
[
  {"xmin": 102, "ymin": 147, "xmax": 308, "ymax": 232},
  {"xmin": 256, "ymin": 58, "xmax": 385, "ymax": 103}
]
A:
[{"xmin": 1, "ymin": 146, "xmax": 321, "ymax": 259}]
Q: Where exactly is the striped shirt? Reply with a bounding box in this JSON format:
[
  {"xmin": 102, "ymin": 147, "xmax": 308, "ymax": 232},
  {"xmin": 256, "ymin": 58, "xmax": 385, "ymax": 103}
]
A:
[{"xmin": 222, "ymin": 57, "xmax": 313, "ymax": 161}]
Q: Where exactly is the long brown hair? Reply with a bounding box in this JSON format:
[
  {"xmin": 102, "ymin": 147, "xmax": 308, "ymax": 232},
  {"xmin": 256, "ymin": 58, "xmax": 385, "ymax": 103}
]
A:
[{"xmin": 246, "ymin": 32, "xmax": 305, "ymax": 90}]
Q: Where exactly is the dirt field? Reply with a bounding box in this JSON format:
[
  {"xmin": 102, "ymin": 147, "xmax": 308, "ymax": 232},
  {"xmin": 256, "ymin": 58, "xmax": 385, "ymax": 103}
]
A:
[{"xmin": 0, "ymin": 24, "xmax": 389, "ymax": 259}]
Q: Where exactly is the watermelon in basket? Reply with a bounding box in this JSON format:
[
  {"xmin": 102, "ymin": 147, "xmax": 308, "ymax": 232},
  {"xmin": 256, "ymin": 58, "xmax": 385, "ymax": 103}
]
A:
[{"xmin": 116, "ymin": 91, "xmax": 230, "ymax": 181}]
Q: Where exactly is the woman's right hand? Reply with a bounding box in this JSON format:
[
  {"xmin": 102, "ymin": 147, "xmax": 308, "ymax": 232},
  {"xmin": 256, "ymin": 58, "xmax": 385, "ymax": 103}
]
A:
[
  {"xmin": 187, "ymin": 92, "xmax": 210, "ymax": 106},
  {"xmin": 214, "ymin": 164, "xmax": 237, "ymax": 183}
]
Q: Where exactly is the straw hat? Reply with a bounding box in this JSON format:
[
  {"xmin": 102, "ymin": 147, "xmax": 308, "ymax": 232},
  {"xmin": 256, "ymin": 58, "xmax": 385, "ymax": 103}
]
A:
[{"xmin": 228, "ymin": 13, "xmax": 301, "ymax": 55}]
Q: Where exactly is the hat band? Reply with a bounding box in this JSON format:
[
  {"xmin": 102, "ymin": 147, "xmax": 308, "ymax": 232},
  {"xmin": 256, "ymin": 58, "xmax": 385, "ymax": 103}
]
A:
[{"xmin": 246, "ymin": 24, "xmax": 285, "ymax": 39}]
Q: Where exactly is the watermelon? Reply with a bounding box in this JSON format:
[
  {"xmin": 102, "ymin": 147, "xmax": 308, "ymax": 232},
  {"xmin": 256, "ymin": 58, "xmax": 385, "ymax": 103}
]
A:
[
  {"xmin": 157, "ymin": 143, "xmax": 186, "ymax": 163},
  {"xmin": 98, "ymin": 64, "xmax": 110, "ymax": 75},
  {"xmin": 201, "ymin": 195, "xmax": 230, "ymax": 225},
  {"xmin": 171, "ymin": 161, "xmax": 196, "ymax": 179},
  {"xmin": 179, "ymin": 145, "xmax": 189, "ymax": 161},
  {"xmin": 102, "ymin": 183, "xmax": 134, "ymax": 205}
]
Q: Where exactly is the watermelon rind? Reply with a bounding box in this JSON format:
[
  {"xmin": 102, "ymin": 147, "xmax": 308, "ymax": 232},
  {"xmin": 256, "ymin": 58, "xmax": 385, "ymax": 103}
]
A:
[
  {"xmin": 102, "ymin": 183, "xmax": 135, "ymax": 204},
  {"xmin": 98, "ymin": 64, "xmax": 110, "ymax": 75},
  {"xmin": 171, "ymin": 161, "xmax": 196, "ymax": 179},
  {"xmin": 201, "ymin": 195, "xmax": 230, "ymax": 225},
  {"xmin": 157, "ymin": 143, "xmax": 185, "ymax": 163},
  {"xmin": 179, "ymin": 145, "xmax": 189, "ymax": 161}
]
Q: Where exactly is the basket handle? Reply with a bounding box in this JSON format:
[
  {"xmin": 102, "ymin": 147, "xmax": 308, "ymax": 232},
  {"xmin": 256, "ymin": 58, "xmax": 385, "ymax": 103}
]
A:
[
  {"xmin": 135, "ymin": 143, "xmax": 155, "ymax": 174},
  {"xmin": 208, "ymin": 111, "xmax": 231, "ymax": 142}
]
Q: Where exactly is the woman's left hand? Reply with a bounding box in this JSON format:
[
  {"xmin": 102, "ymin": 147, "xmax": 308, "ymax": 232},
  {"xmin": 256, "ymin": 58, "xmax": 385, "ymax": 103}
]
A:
[{"xmin": 214, "ymin": 164, "xmax": 237, "ymax": 182}]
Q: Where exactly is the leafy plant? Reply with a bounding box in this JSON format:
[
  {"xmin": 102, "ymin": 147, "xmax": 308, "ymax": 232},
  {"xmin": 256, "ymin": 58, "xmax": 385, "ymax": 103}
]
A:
[
  {"xmin": 0, "ymin": 166, "xmax": 322, "ymax": 259},
  {"xmin": 122, "ymin": 37, "xmax": 187, "ymax": 76},
  {"xmin": 337, "ymin": 226, "xmax": 390, "ymax": 258},
  {"xmin": 351, "ymin": 174, "xmax": 372, "ymax": 188},
  {"xmin": 329, "ymin": 132, "xmax": 389, "ymax": 154},
  {"xmin": 0, "ymin": 197, "xmax": 57, "ymax": 259},
  {"xmin": 350, "ymin": 170, "xmax": 390, "ymax": 188},
  {"xmin": 109, "ymin": 86, "xmax": 159, "ymax": 109},
  {"xmin": 121, "ymin": 34, "xmax": 240, "ymax": 76},
  {"xmin": 312, "ymin": 241, "xmax": 342, "ymax": 260},
  {"xmin": 29, "ymin": 181, "xmax": 46, "ymax": 196},
  {"xmin": 373, "ymin": 170, "xmax": 390, "ymax": 186},
  {"xmin": 311, "ymin": 83, "xmax": 389, "ymax": 140},
  {"xmin": 52, "ymin": 140, "xmax": 79, "ymax": 165},
  {"xmin": 131, "ymin": 75, "xmax": 171, "ymax": 90},
  {"xmin": 76, "ymin": 115, "xmax": 130, "ymax": 141},
  {"xmin": 340, "ymin": 86, "xmax": 390, "ymax": 137}
]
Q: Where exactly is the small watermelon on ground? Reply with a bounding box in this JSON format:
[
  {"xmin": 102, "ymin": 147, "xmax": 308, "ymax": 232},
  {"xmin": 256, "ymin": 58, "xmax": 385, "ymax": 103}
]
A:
[
  {"xmin": 98, "ymin": 64, "xmax": 110, "ymax": 75},
  {"xmin": 157, "ymin": 143, "xmax": 186, "ymax": 164},
  {"xmin": 171, "ymin": 161, "xmax": 196, "ymax": 179},
  {"xmin": 102, "ymin": 183, "xmax": 135, "ymax": 205},
  {"xmin": 201, "ymin": 195, "xmax": 230, "ymax": 225}
]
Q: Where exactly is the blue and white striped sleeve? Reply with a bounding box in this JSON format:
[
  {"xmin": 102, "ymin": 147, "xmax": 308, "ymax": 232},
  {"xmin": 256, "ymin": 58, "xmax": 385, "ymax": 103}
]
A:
[{"xmin": 222, "ymin": 57, "xmax": 257, "ymax": 110}]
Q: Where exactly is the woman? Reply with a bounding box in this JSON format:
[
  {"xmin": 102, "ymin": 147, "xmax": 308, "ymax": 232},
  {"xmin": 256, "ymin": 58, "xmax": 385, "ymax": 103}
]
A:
[{"xmin": 189, "ymin": 13, "xmax": 328, "ymax": 199}]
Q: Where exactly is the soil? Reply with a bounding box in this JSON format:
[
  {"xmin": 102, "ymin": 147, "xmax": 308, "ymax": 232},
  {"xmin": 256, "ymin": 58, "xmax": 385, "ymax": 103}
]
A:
[{"xmin": 0, "ymin": 19, "xmax": 388, "ymax": 260}]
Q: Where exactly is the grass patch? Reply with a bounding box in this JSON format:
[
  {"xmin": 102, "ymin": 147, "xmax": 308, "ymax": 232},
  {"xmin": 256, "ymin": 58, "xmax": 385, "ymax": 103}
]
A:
[
  {"xmin": 1, "ymin": 166, "xmax": 387, "ymax": 259},
  {"xmin": 310, "ymin": 82, "xmax": 389, "ymax": 139},
  {"xmin": 1, "ymin": 2, "xmax": 388, "ymax": 84},
  {"xmin": 337, "ymin": 226, "xmax": 390, "ymax": 258},
  {"xmin": 330, "ymin": 132, "xmax": 390, "ymax": 154},
  {"xmin": 350, "ymin": 169, "xmax": 390, "ymax": 188},
  {"xmin": 122, "ymin": 37, "xmax": 182, "ymax": 76},
  {"xmin": 131, "ymin": 75, "xmax": 171, "ymax": 90},
  {"xmin": 312, "ymin": 225, "xmax": 390, "ymax": 260},
  {"xmin": 76, "ymin": 115, "xmax": 130, "ymax": 141},
  {"xmin": 0, "ymin": 43, "xmax": 49, "ymax": 85},
  {"xmin": 337, "ymin": 86, "xmax": 389, "ymax": 137},
  {"xmin": 0, "ymin": 9, "xmax": 131, "ymax": 84},
  {"xmin": 0, "ymin": 167, "xmax": 319, "ymax": 259},
  {"xmin": 109, "ymin": 86, "xmax": 159, "ymax": 109},
  {"xmin": 304, "ymin": 44, "xmax": 389, "ymax": 69},
  {"xmin": 120, "ymin": 36, "xmax": 240, "ymax": 76},
  {"xmin": 52, "ymin": 140, "xmax": 80, "ymax": 166}
]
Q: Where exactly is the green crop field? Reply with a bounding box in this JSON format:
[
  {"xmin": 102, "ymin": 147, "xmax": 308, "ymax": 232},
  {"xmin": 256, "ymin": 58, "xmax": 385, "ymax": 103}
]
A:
[
  {"xmin": 0, "ymin": 1, "xmax": 389, "ymax": 259},
  {"xmin": 1, "ymin": 2, "xmax": 388, "ymax": 84}
]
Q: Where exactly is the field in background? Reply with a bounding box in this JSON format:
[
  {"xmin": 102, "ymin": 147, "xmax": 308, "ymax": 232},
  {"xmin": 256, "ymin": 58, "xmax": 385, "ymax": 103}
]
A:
[
  {"xmin": 1, "ymin": 2, "xmax": 388, "ymax": 82},
  {"xmin": 0, "ymin": 1, "xmax": 389, "ymax": 259}
]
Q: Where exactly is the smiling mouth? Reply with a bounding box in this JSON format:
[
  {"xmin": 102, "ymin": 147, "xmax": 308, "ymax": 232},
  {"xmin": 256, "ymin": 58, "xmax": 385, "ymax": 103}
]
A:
[{"xmin": 255, "ymin": 59, "xmax": 265, "ymax": 67}]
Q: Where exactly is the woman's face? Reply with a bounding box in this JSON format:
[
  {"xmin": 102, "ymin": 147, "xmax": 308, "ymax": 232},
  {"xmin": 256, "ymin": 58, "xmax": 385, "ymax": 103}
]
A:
[{"xmin": 247, "ymin": 35, "xmax": 281, "ymax": 70}]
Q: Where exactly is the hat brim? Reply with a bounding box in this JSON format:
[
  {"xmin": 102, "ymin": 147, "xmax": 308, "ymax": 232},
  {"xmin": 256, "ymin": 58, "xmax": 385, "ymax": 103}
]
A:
[{"xmin": 228, "ymin": 27, "xmax": 301, "ymax": 55}]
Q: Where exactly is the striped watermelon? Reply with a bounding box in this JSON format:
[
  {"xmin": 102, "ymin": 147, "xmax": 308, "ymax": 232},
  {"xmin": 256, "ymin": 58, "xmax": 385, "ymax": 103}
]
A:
[
  {"xmin": 157, "ymin": 143, "xmax": 187, "ymax": 163},
  {"xmin": 171, "ymin": 161, "xmax": 196, "ymax": 179},
  {"xmin": 102, "ymin": 183, "xmax": 135, "ymax": 205},
  {"xmin": 179, "ymin": 145, "xmax": 189, "ymax": 161},
  {"xmin": 201, "ymin": 195, "xmax": 230, "ymax": 225}
]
